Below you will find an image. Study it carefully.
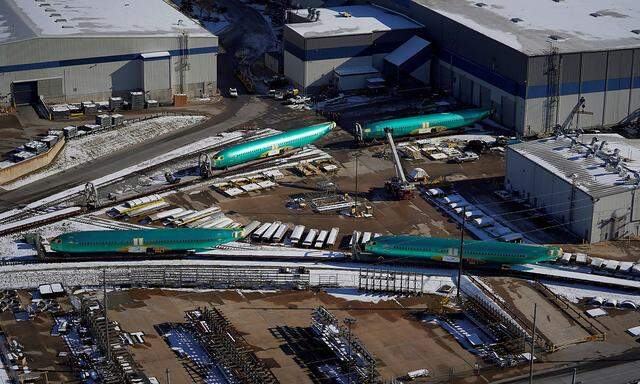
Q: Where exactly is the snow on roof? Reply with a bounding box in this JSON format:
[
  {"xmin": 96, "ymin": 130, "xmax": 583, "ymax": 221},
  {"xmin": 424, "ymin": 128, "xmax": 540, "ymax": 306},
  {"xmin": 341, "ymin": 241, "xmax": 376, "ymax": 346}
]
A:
[
  {"xmin": 415, "ymin": 0, "xmax": 640, "ymax": 55},
  {"xmin": 509, "ymin": 134, "xmax": 640, "ymax": 199},
  {"xmin": 384, "ymin": 35, "xmax": 430, "ymax": 66},
  {"xmin": 0, "ymin": 0, "xmax": 212, "ymax": 44},
  {"xmin": 286, "ymin": 5, "xmax": 422, "ymax": 38}
]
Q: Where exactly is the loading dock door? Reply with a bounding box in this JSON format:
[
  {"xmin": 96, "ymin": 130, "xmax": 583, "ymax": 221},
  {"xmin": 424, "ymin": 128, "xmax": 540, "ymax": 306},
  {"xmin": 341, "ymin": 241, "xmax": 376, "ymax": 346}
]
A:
[{"xmin": 12, "ymin": 81, "xmax": 38, "ymax": 105}]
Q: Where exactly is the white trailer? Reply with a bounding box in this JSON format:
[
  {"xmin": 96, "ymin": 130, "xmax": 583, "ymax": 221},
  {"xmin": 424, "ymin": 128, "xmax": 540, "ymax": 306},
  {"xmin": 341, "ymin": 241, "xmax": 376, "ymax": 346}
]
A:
[
  {"xmin": 314, "ymin": 230, "xmax": 329, "ymax": 248},
  {"xmin": 252, "ymin": 222, "xmax": 272, "ymax": 239},
  {"xmin": 303, "ymin": 229, "xmax": 318, "ymax": 247},
  {"xmin": 146, "ymin": 208, "xmax": 184, "ymax": 222},
  {"xmin": 290, "ymin": 225, "xmax": 305, "ymax": 245},
  {"xmin": 326, "ymin": 227, "xmax": 340, "ymax": 247},
  {"xmin": 242, "ymin": 221, "xmax": 262, "ymax": 237},
  {"xmin": 272, "ymin": 224, "xmax": 290, "ymax": 243},
  {"xmin": 262, "ymin": 221, "xmax": 282, "ymax": 242},
  {"xmin": 361, "ymin": 232, "xmax": 372, "ymax": 244}
]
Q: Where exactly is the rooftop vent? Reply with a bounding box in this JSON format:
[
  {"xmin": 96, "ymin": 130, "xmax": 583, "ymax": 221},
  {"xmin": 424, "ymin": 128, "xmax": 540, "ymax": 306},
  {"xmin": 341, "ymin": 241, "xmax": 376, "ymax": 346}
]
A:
[
  {"xmin": 475, "ymin": 2, "xmax": 487, "ymax": 7},
  {"xmin": 54, "ymin": 19, "xmax": 67, "ymax": 23},
  {"xmin": 510, "ymin": 17, "xmax": 523, "ymax": 23},
  {"xmin": 632, "ymin": 30, "xmax": 640, "ymax": 35},
  {"xmin": 590, "ymin": 12, "xmax": 602, "ymax": 17},
  {"xmin": 61, "ymin": 25, "xmax": 74, "ymax": 29},
  {"xmin": 49, "ymin": 13, "xmax": 61, "ymax": 17}
]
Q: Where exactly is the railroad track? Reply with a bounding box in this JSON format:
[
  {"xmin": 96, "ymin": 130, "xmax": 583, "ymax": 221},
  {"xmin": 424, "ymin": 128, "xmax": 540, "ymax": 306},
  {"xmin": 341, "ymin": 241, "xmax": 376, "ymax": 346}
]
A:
[{"xmin": 0, "ymin": 131, "xmax": 328, "ymax": 237}]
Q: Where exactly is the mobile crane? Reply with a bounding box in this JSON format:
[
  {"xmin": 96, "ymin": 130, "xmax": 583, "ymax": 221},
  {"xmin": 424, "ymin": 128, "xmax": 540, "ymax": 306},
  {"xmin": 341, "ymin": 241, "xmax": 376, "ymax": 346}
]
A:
[{"xmin": 384, "ymin": 128, "xmax": 416, "ymax": 200}]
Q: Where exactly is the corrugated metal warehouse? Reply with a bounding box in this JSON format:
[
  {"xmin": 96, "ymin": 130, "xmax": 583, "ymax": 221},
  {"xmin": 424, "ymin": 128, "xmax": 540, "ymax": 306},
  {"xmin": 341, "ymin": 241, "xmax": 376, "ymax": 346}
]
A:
[
  {"xmin": 506, "ymin": 134, "xmax": 640, "ymax": 243},
  {"xmin": 0, "ymin": 0, "xmax": 218, "ymax": 106},
  {"xmin": 355, "ymin": 0, "xmax": 640, "ymax": 136},
  {"xmin": 283, "ymin": 5, "xmax": 426, "ymax": 92}
]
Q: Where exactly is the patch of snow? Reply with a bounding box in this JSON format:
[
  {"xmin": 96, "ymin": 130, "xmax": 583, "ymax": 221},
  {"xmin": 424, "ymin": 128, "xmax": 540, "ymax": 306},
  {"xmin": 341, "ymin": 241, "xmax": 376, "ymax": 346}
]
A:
[
  {"xmin": 4, "ymin": 116, "xmax": 206, "ymax": 190},
  {"xmin": 324, "ymin": 288, "xmax": 397, "ymax": 303},
  {"xmin": 432, "ymin": 9, "xmax": 522, "ymax": 51},
  {"xmin": 0, "ymin": 216, "xmax": 108, "ymax": 259},
  {"xmin": 0, "ymin": 207, "xmax": 81, "ymax": 233},
  {"xmin": 543, "ymin": 281, "xmax": 640, "ymax": 305}
]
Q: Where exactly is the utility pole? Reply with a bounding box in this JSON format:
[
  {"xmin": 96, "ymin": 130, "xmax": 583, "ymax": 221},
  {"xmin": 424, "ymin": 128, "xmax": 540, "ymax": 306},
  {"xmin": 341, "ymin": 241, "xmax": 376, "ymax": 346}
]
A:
[
  {"xmin": 102, "ymin": 269, "xmax": 110, "ymax": 361},
  {"xmin": 456, "ymin": 206, "xmax": 465, "ymax": 302},
  {"xmin": 353, "ymin": 152, "xmax": 361, "ymax": 217},
  {"xmin": 528, "ymin": 303, "xmax": 537, "ymax": 384},
  {"xmin": 571, "ymin": 368, "xmax": 577, "ymax": 384},
  {"xmin": 166, "ymin": 368, "xmax": 171, "ymax": 384},
  {"xmin": 344, "ymin": 317, "xmax": 356, "ymax": 384}
]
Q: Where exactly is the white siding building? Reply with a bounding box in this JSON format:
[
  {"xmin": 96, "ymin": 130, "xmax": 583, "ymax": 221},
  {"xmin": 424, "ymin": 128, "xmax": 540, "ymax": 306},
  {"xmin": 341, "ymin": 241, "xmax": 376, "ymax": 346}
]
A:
[
  {"xmin": 283, "ymin": 5, "xmax": 423, "ymax": 92},
  {"xmin": 0, "ymin": 0, "xmax": 218, "ymax": 106},
  {"xmin": 506, "ymin": 134, "xmax": 640, "ymax": 243}
]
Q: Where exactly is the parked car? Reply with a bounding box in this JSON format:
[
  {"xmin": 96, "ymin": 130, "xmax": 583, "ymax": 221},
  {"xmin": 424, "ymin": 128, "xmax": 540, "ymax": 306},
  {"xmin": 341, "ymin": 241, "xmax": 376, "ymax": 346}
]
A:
[
  {"xmin": 449, "ymin": 151, "xmax": 479, "ymax": 164},
  {"xmin": 229, "ymin": 88, "xmax": 238, "ymax": 98}
]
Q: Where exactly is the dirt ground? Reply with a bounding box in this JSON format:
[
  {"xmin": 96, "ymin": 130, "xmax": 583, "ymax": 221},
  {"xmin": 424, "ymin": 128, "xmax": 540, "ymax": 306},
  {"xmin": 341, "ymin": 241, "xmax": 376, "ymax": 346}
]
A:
[
  {"xmin": 481, "ymin": 277, "xmax": 640, "ymax": 372},
  {"xmin": 0, "ymin": 293, "xmax": 76, "ymax": 383},
  {"xmin": 174, "ymin": 147, "xmax": 508, "ymax": 244},
  {"xmin": 483, "ymin": 277, "xmax": 591, "ymax": 347},
  {"xmin": 105, "ymin": 289, "xmax": 484, "ymax": 383},
  {"xmin": 561, "ymin": 240, "xmax": 640, "ymax": 262}
]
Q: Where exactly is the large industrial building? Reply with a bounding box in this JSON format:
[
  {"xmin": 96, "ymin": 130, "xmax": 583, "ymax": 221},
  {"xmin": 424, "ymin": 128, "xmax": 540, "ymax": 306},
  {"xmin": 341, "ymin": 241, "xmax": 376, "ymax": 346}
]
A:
[
  {"xmin": 0, "ymin": 0, "xmax": 218, "ymax": 106},
  {"xmin": 283, "ymin": 5, "xmax": 427, "ymax": 92},
  {"xmin": 319, "ymin": 0, "xmax": 640, "ymax": 136},
  {"xmin": 506, "ymin": 134, "xmax": 640, "ymax": 243}
]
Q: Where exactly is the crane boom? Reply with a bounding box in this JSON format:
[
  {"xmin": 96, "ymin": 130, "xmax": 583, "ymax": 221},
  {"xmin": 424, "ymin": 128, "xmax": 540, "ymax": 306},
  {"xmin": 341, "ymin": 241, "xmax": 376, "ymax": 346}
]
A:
[
  {"xmin": 385, "ymin": 128, "xmax": 408, "ymax": 182},
  {"xmin": 555, "ymin": 97, "xmax": 592, "ymax": 134},
  {"xmin": 383, "ymin": 128, "xmax": 415, "ymax": 200}
]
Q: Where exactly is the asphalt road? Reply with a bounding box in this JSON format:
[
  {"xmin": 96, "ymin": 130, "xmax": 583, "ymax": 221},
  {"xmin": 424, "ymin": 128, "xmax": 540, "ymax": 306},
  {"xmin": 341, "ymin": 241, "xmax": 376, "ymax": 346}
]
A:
[
  {"xmin": 0, "ymin": 97, "xmax": 266, "ymax": 209},
  {"xmin": 495, "ymin": 359, "xmax": 640, "ymax": 384}
]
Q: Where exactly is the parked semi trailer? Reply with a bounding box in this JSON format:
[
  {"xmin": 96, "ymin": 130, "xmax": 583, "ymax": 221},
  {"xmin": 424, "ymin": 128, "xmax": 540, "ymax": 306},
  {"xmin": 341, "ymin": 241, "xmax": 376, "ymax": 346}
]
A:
[
  {"xmin": 212, "ymin": 121, "xmax": 335, "ymax": 169},
  {"xmin": 364, "ymin": 235, "xmax": 562, "ymax": 265},
  {"xmin": 355, "ymin": 108, "xmax": 491, "ymax": 143}
]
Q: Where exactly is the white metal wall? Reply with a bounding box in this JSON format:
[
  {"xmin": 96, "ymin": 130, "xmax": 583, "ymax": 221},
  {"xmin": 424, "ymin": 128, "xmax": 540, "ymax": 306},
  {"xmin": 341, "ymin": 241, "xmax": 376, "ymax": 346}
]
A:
[
  {"xmin": 0, "ymin": 35, "xmax": 218, "ymax": 104},
  {"xmin": 505, "ymin": 147, "xmax": 595, "ymax": 241}
]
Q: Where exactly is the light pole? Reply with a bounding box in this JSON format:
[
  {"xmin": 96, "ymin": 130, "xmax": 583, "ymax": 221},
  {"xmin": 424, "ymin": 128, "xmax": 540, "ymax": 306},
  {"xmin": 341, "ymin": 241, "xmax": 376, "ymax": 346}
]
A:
[
  {"xmin": 528, "ymin": 303, "xmax": 538, "ymax": 384},
  {"xmin": 352, "ymin": 152, "xmax": 362, "ymax": 217},
  {"xmin": 456, "ymin": 206, "xmax": 466, "ymax": 302}
]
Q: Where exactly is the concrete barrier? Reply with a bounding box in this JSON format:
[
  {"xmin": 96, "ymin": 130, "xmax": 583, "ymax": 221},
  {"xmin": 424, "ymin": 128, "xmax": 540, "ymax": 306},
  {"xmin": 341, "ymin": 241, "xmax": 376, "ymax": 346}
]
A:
[{"xmin": 0, "ymin": 138, "xmax": 65, "ymax": 185}]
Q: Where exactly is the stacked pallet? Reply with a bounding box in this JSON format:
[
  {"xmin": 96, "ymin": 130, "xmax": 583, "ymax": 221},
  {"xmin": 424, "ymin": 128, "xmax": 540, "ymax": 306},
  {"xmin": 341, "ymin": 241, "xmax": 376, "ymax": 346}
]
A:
[
  {"xmin": 109, "ymin": 96, "xmax": 123, "ymax": 111},
  {"xmin": 50, "ymin": 105, "xmax": 70, "ymax": 120},
  {"xmin": 111, "ymin": 114, "xmax": 124, "ymax": 126},
  {"xmin": 96, "ymin": 114, "xmax": 111, "ymax": 128},
  {"xmin": 130, "ymin": 91, "xmax": 144, "ymax": 110},
  {"xmin": 82, "ymin": 101, "xmax": 97, "ymax": 115}
]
